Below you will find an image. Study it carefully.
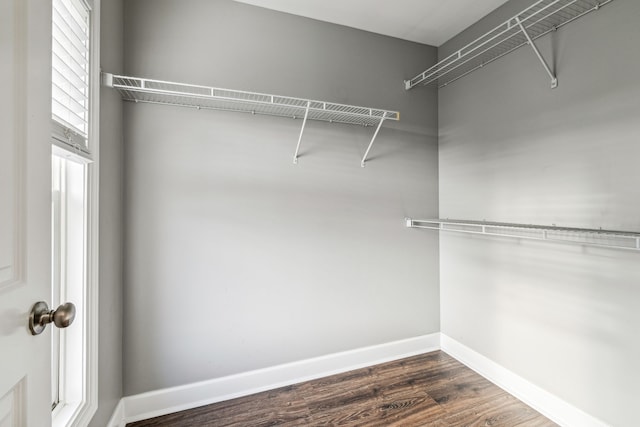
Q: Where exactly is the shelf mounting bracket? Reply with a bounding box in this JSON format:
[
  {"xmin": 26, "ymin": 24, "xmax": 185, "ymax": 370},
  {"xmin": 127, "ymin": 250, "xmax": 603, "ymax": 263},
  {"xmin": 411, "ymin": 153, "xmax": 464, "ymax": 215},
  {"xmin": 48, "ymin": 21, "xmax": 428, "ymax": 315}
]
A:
[
  {"xmin": 515, "ymin": 16, "xmax": 558, "ymax": 89},
  {"xmin": 293, "ymin": 101, "xmax": 311, "ymax": 164},
  {"xmin": 361, "ymin": 113, "xmax": 387, "ymax": 168}
]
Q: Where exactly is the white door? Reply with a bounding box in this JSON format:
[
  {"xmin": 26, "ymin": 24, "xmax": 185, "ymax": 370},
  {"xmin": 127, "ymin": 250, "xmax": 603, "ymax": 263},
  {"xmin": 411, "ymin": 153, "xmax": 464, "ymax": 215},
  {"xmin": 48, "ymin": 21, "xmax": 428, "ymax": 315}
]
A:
[{"xmin": 0, "ymin": 0, "xmax": 53, "ymax": 425}]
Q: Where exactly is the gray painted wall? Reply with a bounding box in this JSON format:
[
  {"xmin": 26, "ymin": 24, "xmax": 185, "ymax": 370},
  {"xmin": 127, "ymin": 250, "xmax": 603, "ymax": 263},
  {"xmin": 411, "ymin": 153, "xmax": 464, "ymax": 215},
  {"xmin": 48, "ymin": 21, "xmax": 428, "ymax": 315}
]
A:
[
  {"xmin": 123, "ymin": 0, "xmax": 439, "ymax": 395},
  {"xmin": 438, "ymin": 0, "xmax": 640, "ymax": 425},
  {"xmin": 89, "ymin": 0, "xmax": 124, "ymax": 425}
]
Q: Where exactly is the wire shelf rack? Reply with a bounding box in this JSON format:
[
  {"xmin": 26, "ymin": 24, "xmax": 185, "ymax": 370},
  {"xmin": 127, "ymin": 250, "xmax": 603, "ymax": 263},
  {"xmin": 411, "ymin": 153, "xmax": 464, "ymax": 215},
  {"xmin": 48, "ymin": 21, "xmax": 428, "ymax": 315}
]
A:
[
  {"xmin": 405, "ymin": 0, "xmax": 614, "ymax": 90},
  {"xmin": 103, "ymin": 74, "xmax": 399, "ymax": 166},
  {"xmin": 406, "ymin": 218, "xmax": 640, "ymax": 251}
]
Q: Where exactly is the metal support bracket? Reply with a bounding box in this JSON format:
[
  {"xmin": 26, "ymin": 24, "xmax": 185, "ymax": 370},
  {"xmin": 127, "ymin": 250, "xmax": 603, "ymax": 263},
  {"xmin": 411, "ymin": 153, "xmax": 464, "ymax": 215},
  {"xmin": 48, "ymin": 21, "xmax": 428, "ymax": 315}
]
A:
[
  {"xmin": 361, "ymin": 114, "xmax": 387, "ymax": 167},
  {"xmin": 293, "ymin": 101, "xmax": 311, "ymax": 164},
  {"xmin": 101, "ymin": 72, "xmax": 114, "ymax": 87},
  {"xmin": 515, "ymin": 16, "xmax": 558, "ymax": 89}
]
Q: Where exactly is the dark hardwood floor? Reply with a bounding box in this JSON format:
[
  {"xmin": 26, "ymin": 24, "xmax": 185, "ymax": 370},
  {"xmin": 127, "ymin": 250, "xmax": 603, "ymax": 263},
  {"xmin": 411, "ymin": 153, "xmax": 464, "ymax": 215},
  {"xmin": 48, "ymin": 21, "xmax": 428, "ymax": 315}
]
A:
[{"xmin": 128, "ymin": 351, "xmax": 556, "ymax": 426}]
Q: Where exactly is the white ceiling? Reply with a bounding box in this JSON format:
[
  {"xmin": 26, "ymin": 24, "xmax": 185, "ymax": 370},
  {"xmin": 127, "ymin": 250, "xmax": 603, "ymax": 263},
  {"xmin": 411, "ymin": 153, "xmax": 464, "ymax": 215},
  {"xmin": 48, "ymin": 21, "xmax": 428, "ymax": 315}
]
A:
[{"xmin": 233, "ymin": 0, "xmax": 511, "ymax": 46}]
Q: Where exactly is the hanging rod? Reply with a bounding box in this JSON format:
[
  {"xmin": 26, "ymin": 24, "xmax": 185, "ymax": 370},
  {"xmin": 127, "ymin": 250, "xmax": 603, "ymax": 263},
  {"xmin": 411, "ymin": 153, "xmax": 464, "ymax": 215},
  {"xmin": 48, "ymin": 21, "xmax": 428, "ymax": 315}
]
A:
[
  {"xmin": 406, "ymin": 218, "xmax": 640, "ymax": 251},
  {"xmin": 405, "ymin": 0, "xmax": 614, "ymax": 90},
  {"xmin": 102, "ymin": 73, "xmax": 399, "ymax": 167}
]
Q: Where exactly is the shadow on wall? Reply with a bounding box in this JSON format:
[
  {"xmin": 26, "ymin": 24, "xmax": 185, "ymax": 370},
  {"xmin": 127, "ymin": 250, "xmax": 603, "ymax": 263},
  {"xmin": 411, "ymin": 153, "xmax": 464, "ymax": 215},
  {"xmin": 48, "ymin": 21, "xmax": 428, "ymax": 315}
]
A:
[{"xmin": 441, "ymin": 233, "xmax": 640, "ymax": 420}]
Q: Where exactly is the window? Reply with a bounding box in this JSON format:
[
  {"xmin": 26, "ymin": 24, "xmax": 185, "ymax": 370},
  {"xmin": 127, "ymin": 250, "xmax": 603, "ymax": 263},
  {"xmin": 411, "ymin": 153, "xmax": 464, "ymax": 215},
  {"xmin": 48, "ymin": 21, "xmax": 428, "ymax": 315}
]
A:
[
  {"xmin": 51, "ymin": 0, "xmax": 99, "ymax": 425},
  {"xmin": 51, "ymin": 155, "xmax": 87, "ymax": 415},
  {"xmin": 52, "ymin": 0, "xmax": 91, "ymax": 156}
]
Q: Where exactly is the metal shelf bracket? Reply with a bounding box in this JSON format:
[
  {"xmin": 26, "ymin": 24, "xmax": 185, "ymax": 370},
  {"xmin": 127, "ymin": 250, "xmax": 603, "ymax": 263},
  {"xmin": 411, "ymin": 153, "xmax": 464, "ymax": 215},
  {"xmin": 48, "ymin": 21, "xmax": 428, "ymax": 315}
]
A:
[
  {"xmin": 514, "ymin": 16, "xmax": 558, "ymax": 89},
  {"xmin": 293, "ymin": 101, "xmax": 311, "ymax": 164},
  {"xmin": 361, "ymin": 113, "xmax": 387, "ymax": 168}
]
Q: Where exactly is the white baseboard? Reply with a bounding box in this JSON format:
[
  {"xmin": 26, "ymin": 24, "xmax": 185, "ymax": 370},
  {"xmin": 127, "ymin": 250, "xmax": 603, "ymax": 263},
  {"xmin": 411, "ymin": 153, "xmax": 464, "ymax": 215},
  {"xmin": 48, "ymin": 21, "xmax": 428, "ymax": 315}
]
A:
[
  {"xmin": 121, "ymin": 334, "xmax": 440, "ymax": 423},
  {"xmin": 440, "ymin": 334, "xmax": 609, "ymax": 427},
  {"xmin": 105, "ymin": 399, "xmax": 125, "ymax": 427},
  {"xmin": 106, "ymin": 333, "xmax": 606, "ymax": 426}
]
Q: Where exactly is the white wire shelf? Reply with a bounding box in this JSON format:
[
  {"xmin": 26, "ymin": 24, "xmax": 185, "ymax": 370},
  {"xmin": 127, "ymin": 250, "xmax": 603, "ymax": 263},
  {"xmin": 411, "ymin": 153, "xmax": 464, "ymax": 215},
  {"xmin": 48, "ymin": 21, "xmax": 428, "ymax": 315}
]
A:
[
  {"xmin": 406, "ymin": 218, "xmax": 640, "ymax": 251},
  {"xmin": 102, "ymin": 73, "xmax": 400, "ymax": 167},
  {"xmin": 405, "ymin": 0, "xmax": 614, "ymax": 90}
]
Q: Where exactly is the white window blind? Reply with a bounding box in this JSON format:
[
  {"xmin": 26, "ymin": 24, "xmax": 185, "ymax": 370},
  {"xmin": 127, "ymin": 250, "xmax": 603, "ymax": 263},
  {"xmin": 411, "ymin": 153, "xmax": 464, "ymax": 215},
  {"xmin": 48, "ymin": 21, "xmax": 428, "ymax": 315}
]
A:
[{"xmin": 52, "ymin": 0, "xmax": 90, "ymax": 154}]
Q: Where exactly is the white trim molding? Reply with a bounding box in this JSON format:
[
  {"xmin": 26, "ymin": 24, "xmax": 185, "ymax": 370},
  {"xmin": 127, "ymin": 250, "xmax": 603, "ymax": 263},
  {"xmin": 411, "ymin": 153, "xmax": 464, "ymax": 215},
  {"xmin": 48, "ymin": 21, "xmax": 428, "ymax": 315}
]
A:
[
  {"xmin": 119, "ymin": 334, "xmax": 440, "ymax": 424},
  {"xmin": 106, "ymin": 333, "xmax": 608, "ymax": 426},
  {"xmin": 440, "ymin": 334, "xmax": 609, "ymax": 427},
  {"xmin": 79, "ymin": 0, "xmax": 102, "ymax": 423},
  {"xmin": 105, "ymin": 400, "xmax": 125, "ymax": 427}
]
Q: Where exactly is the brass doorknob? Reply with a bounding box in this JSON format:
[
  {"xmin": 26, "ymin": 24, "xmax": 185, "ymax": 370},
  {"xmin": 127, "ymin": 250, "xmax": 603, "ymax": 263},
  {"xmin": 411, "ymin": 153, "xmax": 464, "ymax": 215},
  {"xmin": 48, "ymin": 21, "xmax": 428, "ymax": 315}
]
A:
[{"xmin": 29, "ymin": 301, "xmax": 76, "ymax": 335}]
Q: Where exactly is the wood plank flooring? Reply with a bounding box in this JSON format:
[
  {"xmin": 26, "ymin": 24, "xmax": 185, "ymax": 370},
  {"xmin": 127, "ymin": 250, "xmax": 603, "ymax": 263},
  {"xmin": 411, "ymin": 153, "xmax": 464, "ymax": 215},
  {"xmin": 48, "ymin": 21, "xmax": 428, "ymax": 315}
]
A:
[{"xmin": 127, "ymin": 351, "xmax": 557, "ymax": 426}]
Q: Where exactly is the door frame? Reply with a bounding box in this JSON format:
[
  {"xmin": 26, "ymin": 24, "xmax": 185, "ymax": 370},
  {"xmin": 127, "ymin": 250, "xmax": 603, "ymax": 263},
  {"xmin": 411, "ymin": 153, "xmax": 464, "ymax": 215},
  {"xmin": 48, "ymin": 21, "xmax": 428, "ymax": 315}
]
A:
[{"xmin": 50, "ymin": 0, "xmax": 101, "ymax": 425}]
